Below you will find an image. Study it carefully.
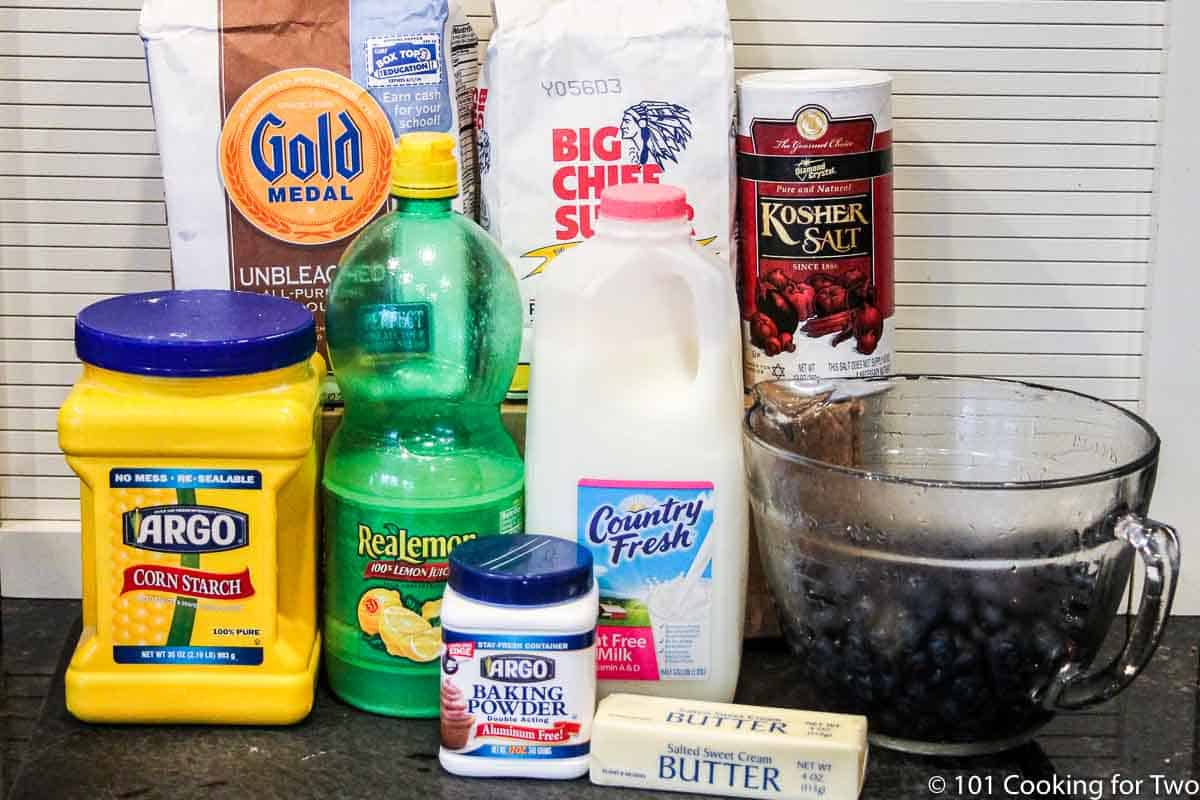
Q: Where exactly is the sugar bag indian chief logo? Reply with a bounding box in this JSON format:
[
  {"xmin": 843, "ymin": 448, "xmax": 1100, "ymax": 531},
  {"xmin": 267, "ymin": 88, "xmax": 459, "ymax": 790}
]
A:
[
  {"xmin": 219, "ymin": 67, "xmax": 394, "ymax": 246},
  {"xmin": 619, "ymin": 101, "xmax": 693, "ymax": 169}
]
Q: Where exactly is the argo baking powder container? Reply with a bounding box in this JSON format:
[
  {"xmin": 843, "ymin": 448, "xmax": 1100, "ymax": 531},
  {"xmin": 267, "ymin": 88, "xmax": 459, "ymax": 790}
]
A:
[
  {"xmin": 737, "ymin": 70, "xmax": 895, "ymax": 386},
  {"xmin": 438, "ymin": 535, "xmax": 598, "ymax": 780}
]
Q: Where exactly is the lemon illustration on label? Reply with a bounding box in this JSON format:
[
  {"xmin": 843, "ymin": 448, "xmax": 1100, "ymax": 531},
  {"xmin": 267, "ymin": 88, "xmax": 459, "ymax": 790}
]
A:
[
  {"xmin": 219, "ymin": 67, "xmax": 394, "ymax": 246},
  {"xmin": 357, "ymin": 588, "xmax": 403, "ymax": 636},
  {"xmin": 406, "ymin": 627, "xmax": 442, "ymax": 663},
  {"xmin": 420, "ymin": 598, "xmax": 442, "ymax": 621},
  {"xmin": 379, "ymin": 605, "xmax": 431, "ymax": 658}
]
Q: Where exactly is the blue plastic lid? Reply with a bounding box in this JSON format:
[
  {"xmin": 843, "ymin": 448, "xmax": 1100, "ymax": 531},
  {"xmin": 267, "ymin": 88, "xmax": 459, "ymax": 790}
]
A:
[
  {"xmin": 75, "ymin": 290, "xmax": 316, "ymax": 377},
  {"xmin": 448, "ymin": 535, "xmax": 594, "ymax": 607}
]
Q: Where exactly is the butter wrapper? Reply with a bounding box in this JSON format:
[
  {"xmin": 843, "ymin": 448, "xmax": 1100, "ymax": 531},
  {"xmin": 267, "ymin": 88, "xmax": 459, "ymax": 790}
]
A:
[{"xmin": 590, "ymin": 694, "xmax": 868, "ymax": 800}]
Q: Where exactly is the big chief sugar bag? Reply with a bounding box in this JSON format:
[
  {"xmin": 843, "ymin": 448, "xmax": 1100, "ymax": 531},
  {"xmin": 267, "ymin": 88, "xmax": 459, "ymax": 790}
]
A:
[
  {"xmin": 140, "ymin": 0, "xmax": 479, "ymax": 401},
  {"xmin": 477, "ymin": 0, "xmax": 736, "ymax": 398}
]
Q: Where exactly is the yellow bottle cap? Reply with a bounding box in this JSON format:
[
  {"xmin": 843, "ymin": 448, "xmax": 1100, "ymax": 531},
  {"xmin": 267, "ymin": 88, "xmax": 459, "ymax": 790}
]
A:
[{"xmin": 391, "ymin": 132, "xmax": 459, "ymax": 199}]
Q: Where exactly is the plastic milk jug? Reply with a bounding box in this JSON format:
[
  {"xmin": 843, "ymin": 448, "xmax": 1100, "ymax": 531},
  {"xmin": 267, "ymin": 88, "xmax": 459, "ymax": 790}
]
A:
[{"xmin": 525, "ymin": 184, "xmax": 748, "ymax": 702}]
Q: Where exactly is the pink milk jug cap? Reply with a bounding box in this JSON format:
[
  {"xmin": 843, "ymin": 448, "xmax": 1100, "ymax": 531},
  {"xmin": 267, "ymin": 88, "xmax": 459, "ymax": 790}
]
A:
[{"xmin": 599, "ymin": 184, "xmax": 689, "ymax": 222}]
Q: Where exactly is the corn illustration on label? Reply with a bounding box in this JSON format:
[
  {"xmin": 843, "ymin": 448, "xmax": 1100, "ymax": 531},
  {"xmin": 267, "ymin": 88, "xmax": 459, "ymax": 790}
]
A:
[
  {"xmin": 107, "ymin": 468, "xmax": 267, "ymax": 666},
  {"xmin": 322, "ymin": 491, "xmax": 523, "ymax": 672}
]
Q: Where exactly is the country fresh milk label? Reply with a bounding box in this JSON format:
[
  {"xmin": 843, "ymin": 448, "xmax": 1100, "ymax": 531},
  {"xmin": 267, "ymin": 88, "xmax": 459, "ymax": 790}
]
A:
[{"xmin": 577, "ymin": 480, "xmax": 714, "ymax": 681}]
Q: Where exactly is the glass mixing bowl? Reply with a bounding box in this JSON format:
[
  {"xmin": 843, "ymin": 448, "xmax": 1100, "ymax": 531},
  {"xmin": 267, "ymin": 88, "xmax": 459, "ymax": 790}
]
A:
[{"xmin": 744, "ymin": 376, "xmax": 1180, "ymax": 755}]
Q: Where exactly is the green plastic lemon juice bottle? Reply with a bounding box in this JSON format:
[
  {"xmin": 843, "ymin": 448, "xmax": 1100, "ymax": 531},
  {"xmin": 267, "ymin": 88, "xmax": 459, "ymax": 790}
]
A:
[{"xmin": 322, "ymin": 133, "xmax": 524, "ymax": 717}]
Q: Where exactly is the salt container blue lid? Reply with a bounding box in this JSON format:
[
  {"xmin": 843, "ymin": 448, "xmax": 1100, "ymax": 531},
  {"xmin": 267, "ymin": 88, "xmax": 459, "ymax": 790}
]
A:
[
  {"xmin": 448, "ymin": 535, "xmax": 594, "ymax": 607},
  {"xmin": 75, "ymin": 290, "xmax": 316, "ymax": 378}
]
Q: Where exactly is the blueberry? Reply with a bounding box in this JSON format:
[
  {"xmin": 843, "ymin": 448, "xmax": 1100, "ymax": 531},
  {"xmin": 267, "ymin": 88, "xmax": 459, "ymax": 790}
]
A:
[
  {"xmin": 867, "ymin": 605, "xmax": 906, "ymax": 655},
  {"xmin": 849, "ymin": 672, "xmax": 875, "ymax": 707},
  {"xmin": 973, "ymin": 575, "xmax": 1007, "ymax": 606},
  {"xmin": 808, "ymin": 603, "xmax": 841, "ymax": 635},
  {"xmin": 812, "ymin": 636, "xmax": 836, "ymax": 664},
  {"xmin": 939, "ymin": 697, "xmax": 964, "ymax": 724},
  {"xmin": 950, "ymin": 674, "xmax": 982, "ymax": 705},
  {"xmin": 927, "ymin": 627, "xmax": 956, "ymax": 668},
  {"xmin": 830, "ymin": 566, "xmax": 859, "ymax": 599},
  {"xmin": 1032, "ymin": 620, "xmax": 1067, "ymax": 664},
  {"xmin": 953, "ymin": 637, "xmax": 979, "ymax": 672},
  {"xmin": 849, "ymin": 595, "xmax": 877, "ymax": 626},
  {"xmin": 781, "ymin": 621, "xmax": 815, "ymax": 657},
  {"xmin": 978, "ymin": 602, "xmax": 1007, "ymax": 634},
  {"xmin": 900, "ymin": 573, "xmax": 944, "ymax": 613},
  {"xmin": 947, "ymin": 596, "xmax": 973, "ymax": 627},
  {"xmin": 1065, "ymin": 598, "xmax": 1092, "ymax": 622},
  {"xmin": 893, "ymin": 608, "xmax": 932, "ymax": 653},
  {"xmin": 904, "ymin": 680, "xmax": 930, "ymax": 707},
  {"xmin": 907, "ymin": 651, "xmax": 933, "ymax": 683},
  {"xmin": 871, "ymin": 669, "xmax": 898, "ymax": 699},
  {"xmin": 913, "ymin": 714, "xmax": 939, "ymax": 736},
  {"xmin": 844, "ymin": 634, "xmax": 872, "ymax": 674},
  {"xmin": 987, "ymin": 627, "xmax": 1023, "ymax": 677}
]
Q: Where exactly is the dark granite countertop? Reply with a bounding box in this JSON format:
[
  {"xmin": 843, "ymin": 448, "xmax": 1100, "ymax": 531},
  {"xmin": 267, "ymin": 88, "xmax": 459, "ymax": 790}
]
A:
[{"xmin": 4, "ymin": 602, "xmax": 1197, "ymax": 799}]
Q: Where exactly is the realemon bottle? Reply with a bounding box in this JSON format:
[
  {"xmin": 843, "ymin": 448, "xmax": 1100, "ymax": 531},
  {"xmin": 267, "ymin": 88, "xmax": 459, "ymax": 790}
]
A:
[
  {"xmin": 525, "ymin": 183, "xmax": 749, "ymax": 702},
  {"xmin": 322, "ymin": 133, "xmax": 524, "ymax": 717}
]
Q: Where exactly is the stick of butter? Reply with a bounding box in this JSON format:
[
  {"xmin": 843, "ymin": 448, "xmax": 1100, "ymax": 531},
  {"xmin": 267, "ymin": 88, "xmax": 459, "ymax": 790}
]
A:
[{"xmin": 590, "ymin": 694, "xmax": 868, "ymax": 800}]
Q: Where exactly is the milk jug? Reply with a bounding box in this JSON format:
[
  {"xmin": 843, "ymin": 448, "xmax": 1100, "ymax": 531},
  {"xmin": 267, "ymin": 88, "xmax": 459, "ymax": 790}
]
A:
[{"xmin": 525, "ymin": 183, "xmax": 748, "ymax": 702}]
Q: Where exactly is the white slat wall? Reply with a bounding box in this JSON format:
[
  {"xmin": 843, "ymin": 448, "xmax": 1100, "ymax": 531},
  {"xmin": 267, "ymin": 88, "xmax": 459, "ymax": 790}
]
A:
[{"xmin": 0, "ymin": 1, "xmax": 1166, "ymax": 565}]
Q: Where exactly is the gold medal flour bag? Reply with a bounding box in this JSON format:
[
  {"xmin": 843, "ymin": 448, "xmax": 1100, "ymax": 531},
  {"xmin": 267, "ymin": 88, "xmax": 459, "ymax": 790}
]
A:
[
  {"xmin": 140, "ymin": 0, "xmax": 479, "ymax": 401},
  {"xmin": 476, "ymin": 0, "xmax": 736, "ymax": 398}
]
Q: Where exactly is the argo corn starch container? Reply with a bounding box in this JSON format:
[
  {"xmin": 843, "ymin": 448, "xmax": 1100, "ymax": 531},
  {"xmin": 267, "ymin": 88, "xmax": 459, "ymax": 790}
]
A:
[
  {"xmin": 58, "ymin": 290, "xmax": 323, "ymax": 725},
  {"xmin": 737, "ymin": 70, "xmax": 895, "ymax": 386}
]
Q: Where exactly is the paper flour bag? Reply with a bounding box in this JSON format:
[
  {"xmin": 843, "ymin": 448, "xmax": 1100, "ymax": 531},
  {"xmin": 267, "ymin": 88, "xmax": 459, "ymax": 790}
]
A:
[
  {"xmin": 477, "ymin": 0, "xmax": 736, "ymax": 398},
  {"xmin": 140, "ymin": 0, "xmax": 479, "ymax": 401}
]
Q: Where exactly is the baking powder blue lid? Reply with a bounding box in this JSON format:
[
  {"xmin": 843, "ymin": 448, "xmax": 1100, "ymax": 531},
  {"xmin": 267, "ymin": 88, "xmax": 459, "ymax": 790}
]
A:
[
  {"xmin": 448, "ymin": 535, "xmax": 594, "ymax": 606},
  {"xmin": 75, "ymin": 290, "xmax": 316, "ymax": 377}
]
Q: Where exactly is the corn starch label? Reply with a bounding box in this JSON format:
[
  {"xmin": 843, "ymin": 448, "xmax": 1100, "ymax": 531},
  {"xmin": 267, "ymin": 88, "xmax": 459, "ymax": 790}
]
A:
[
  {"xmin": 108, "ymin": 468, "xmax": 267, "ymax": 666},
  {"xmin": 322, "ymin": 491, "xmax": 523, "ymax": 672},
  {"xmin": 577, "ymin": 480, "xmax": 714, "ymax": 682}
]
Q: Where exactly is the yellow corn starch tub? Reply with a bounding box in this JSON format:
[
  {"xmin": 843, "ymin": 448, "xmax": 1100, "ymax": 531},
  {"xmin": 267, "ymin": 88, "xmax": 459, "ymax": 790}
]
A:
[{"xmin": 58, "ymin": 290, "xmax": 323, "ymax": 724}]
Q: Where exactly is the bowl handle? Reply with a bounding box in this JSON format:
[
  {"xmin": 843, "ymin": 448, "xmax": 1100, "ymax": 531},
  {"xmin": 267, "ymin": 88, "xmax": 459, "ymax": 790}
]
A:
[{"xmin": 1049, "ymin": 514, "xmax": 1180, "ymax": 710}]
